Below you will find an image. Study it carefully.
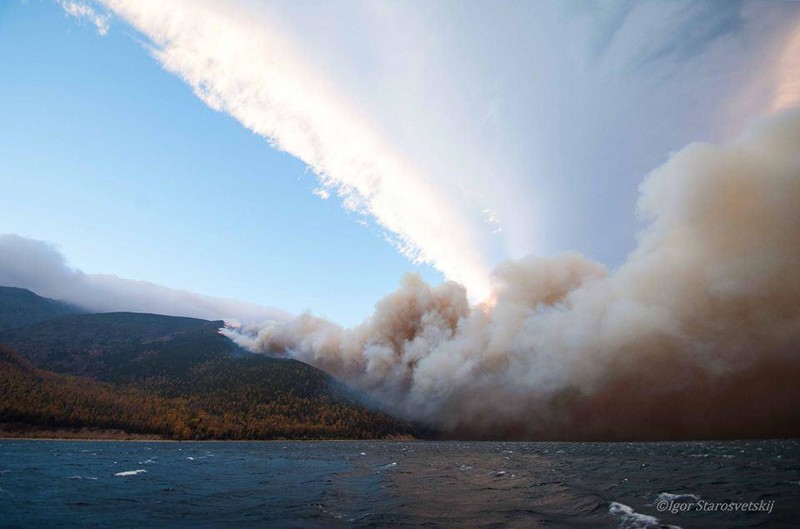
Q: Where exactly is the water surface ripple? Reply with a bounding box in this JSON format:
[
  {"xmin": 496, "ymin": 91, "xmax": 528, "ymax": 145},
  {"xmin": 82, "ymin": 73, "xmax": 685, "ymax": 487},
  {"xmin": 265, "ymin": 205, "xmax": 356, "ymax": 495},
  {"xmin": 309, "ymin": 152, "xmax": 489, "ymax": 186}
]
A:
[{"xmin": 1, "ymin": 439, "xmax": 797, "ymax": 528}]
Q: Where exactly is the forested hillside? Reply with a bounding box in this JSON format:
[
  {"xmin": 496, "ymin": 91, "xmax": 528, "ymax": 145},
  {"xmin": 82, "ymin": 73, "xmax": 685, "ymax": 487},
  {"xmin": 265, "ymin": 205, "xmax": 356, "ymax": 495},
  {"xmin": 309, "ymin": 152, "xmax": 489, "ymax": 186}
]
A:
[{"xmin": 0, "ymin": 288, "xmax": 414, "ymax": 440}]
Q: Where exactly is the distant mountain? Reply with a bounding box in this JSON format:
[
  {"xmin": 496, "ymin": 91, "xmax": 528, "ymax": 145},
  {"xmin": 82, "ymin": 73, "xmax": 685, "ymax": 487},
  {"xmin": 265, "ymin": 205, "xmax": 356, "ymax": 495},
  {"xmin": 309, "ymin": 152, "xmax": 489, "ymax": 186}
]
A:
[
  {"xmin": 0, "ymin": 297, "xmax": 414, "ymax": 440},
  {"xmin": 0, "ymin": 286, "xmax": 84, "ymax": 331}
]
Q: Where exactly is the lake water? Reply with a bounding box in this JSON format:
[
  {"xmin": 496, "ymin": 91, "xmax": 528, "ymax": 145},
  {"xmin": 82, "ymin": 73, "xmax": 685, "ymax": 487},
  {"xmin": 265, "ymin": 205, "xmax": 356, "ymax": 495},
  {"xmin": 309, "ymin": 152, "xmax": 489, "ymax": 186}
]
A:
[{"xmin": 0, "ymin": 439, "xmax": 798, "ymax": 528}]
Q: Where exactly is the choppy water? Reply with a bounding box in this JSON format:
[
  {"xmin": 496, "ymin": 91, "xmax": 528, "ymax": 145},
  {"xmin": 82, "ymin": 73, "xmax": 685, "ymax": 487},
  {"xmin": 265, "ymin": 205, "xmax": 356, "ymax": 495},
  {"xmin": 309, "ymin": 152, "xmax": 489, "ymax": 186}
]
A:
[{"xmin": 0, "ymin": 439, "xmax": 798, "ymax": 528}]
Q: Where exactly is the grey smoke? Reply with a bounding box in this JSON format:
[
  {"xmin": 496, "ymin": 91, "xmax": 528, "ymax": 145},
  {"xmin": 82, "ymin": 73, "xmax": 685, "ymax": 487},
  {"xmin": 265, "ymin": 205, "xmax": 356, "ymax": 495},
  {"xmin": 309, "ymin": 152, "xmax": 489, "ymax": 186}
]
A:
[
  {"xmin": 226, "ymin": 109, "xmax": 800, "ymax": 440},
  {"xmin": 0, "ymin": 234, "xmax": 290, "ymax": 323}
]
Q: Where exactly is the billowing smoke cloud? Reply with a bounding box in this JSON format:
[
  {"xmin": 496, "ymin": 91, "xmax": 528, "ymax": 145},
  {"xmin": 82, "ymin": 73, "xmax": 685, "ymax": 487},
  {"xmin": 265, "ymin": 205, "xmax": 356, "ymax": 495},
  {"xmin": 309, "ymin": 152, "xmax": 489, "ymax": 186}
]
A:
[
  {"xmin": 227, "ymin": 110, "xmax": 800, "ymax": 440},
  {"xmin": 0, "ymin": 234, "xmax": 290, "ymax": 324}
]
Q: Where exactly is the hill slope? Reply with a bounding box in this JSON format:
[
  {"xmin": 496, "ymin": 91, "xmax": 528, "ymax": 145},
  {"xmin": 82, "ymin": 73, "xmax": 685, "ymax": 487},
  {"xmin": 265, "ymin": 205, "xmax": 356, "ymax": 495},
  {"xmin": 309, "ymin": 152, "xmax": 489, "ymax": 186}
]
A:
[
  {"xmin": 0, "ymin": 286, "xmax": 84, "ymax": 331},
  {"xmin": 0, "ymin": 312, "xmax": 234, "ymax": 378},
  {"xmin": 0, "ymin": 300, "xmax": 414, "ymax": 439},
  {"xmin": 0, "ymin": 343, "xmax": 195, "ymax": 438},
  {"xmin": 0, "ymin": 342, "xmax": 408, "ymax": 439}
]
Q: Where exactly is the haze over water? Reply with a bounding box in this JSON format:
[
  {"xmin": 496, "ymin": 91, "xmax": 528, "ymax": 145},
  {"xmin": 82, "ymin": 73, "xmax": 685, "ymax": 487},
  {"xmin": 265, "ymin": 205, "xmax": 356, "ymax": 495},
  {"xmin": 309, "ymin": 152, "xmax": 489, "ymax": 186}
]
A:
[{"xmin": 1, "ymin": 439, "xmax": 798, "ymax": 528}]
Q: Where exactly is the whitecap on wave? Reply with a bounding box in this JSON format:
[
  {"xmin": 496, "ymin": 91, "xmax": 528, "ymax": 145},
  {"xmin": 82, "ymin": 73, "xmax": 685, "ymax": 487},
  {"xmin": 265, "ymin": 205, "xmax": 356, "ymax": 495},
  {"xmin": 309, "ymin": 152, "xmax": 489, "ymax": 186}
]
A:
[
  {"xmin": 609, "ymin": 501, "xmax": 681, "ymax": 529},
  {"xmin": 655, "ymin": 492, "xmax": 699, "ymax": 503},
  {"xmin": 314, "ymin": 503, "xmax": 372, "ymax": 522},
  {"xmin": 376, "ymin": 462, "xmax": 397, "ymax": 472},
  {"xmin": 114, "ymin": 469, "xmax": 146, "ymax": 477}
]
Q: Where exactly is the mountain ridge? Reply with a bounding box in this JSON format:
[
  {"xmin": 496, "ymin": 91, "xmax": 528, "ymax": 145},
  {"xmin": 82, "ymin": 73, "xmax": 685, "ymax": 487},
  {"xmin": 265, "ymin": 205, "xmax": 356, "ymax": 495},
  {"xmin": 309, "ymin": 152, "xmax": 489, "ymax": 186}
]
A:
[
  {"xmin": 0, "ymin": 286, "xmax": 415, "ymax": 440},
  {"xmin": 0, "ymin": 286, "xmax": 85, "ymax": 331}
]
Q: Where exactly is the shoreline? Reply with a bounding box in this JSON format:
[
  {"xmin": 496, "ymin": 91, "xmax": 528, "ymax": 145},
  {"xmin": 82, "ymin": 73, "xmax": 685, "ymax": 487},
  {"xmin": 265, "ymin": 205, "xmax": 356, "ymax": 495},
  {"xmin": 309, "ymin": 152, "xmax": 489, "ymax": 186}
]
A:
[
  {"xmin": 2, "ymin": 434, "xmax": 795, "ymax": 443},
  {"xmin": 0, "ymin": 427, "xmax": 418, "ymax": 442}
]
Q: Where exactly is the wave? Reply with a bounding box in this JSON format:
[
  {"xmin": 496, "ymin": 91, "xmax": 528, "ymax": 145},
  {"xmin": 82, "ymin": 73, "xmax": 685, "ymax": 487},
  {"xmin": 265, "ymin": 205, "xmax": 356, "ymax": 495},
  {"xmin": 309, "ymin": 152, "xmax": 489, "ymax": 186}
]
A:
[
  {"xmin": 608, "ymin": 501, "xmax": 680, "ymax": 529},
  {"xmin": 655, "ymin": 492, "xmax": 699, "ymax": 503},
  {"xmin": 114, "ymin": 469, "xmax": 146, "ymax": 477}
]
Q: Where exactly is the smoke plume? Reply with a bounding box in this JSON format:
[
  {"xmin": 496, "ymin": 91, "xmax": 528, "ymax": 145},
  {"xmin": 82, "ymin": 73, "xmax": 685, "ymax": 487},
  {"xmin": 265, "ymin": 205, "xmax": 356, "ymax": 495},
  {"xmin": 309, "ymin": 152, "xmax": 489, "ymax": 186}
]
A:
[{"xmin": 227, "ymin": 110, "xmax": 800, "ymax": 440}]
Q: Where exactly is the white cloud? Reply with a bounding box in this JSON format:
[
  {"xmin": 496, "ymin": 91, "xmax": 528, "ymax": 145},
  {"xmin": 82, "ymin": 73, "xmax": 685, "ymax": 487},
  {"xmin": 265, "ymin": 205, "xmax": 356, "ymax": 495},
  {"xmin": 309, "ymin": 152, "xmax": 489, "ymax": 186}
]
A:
[
  {"xmin": 59, "ymin": 0, "xmax": 109, "ymax": 35},
  {"xmin": 79, "ymin": 1, "xmax": 800, "ymax": 300},
  {"xmin": 97, "ymin": 0, "xmax": 493, "ymax": 301},
  {"xmin": 771, "ymin": 20, "xmax": 800, "ymax": 113},
  {"xmin": 312, "ymin": 188, "xmax": 330, "ymax": 200},
  {"xmin": 0, "ymin": 234, "xmax": 290, "ymax": 323},
  {"xmin": 235, "ymin": 1, "xmax": 800, "ymax": 270}
]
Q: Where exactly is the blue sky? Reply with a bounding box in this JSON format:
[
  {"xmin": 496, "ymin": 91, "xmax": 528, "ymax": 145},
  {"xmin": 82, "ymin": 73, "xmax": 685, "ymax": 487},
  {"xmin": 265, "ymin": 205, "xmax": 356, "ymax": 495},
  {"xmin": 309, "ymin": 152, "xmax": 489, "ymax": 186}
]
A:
[
  {"xmin": 1, "ymin": 0, "xmax": 798, "ymax": 325},
  {"xmin": 0, "ymin": 0, "xmax": 443, "ymax": 325}
]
